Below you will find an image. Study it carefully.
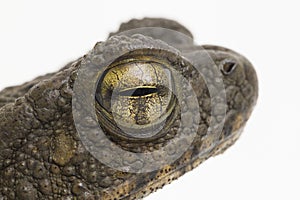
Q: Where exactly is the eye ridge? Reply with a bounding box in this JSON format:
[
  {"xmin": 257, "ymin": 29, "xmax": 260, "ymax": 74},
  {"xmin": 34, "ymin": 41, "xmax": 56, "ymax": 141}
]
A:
[{"xmin": 119, "ymin": 87, "xmax": 158, "ymax": 97}]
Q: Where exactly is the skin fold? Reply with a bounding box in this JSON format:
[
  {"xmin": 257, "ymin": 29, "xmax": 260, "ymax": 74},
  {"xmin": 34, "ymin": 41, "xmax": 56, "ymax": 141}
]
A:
[{"xmin": 0, "ymin": 18, "xmax": 258, "ymax": 200}]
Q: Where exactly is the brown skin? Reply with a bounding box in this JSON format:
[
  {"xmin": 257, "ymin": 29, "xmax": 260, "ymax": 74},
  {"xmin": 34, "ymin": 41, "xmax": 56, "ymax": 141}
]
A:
[{"xmin": 0, "ymin": 18, "xmax": 258, "ymax": 199}]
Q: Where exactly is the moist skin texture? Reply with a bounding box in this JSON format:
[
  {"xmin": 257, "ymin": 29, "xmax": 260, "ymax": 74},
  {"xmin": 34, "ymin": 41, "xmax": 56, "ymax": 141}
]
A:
[{"xmin": 0, "ymin": 18, "xmax": 258, "ymax": 200}]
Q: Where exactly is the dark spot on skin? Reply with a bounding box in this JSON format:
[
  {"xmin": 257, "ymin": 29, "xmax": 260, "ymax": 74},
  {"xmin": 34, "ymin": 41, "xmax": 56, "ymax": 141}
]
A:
[
  {"xmin": 50, "ymin": 164, "xmax": 61, "ymax": 174},
  {"xmin": 72, "ymin": 181, "xmax": 87, "ymax": 195},
  {"xmin": 38, "ymin": 179, "xmax": 53, "ymax": 195},
  {"xmin": 62, "ymin": 165, "xmax": 76, "ymax": 176},
  {"xmin": 87, "ymin": 171, "xmax": 98, "ymax": 183},
  {"xmin": 33, "ymin": 162, "xmax": 47, "ymax": 179},
  {"xmin": 16, "ymin": 180, "xmax": 37, "ymax": 200}
]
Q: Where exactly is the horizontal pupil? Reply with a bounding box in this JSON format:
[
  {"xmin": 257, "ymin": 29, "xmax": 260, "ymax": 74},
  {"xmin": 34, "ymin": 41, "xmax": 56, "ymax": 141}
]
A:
[{"xmin": 119, "ymin": 87, "xmax": 158, "ymax": 97}]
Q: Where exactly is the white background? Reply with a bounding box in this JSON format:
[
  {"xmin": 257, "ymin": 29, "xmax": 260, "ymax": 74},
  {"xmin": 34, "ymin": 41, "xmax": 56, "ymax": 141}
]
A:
[{"xmin": 0, "ymin": 0, "xmax": 299, "ymax": 199}]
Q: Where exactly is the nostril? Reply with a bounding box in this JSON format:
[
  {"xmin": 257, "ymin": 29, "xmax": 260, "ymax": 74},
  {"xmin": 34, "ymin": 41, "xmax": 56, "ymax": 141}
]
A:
[{"xmin": 221, "ymin": 60, "xmax": 237, "ymax": 75}]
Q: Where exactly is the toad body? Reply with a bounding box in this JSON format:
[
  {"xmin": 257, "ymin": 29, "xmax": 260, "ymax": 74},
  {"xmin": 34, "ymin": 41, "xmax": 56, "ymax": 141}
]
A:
[{"xmin": 0, "ymin": 18, "xmax": 258, "ymax": 200}]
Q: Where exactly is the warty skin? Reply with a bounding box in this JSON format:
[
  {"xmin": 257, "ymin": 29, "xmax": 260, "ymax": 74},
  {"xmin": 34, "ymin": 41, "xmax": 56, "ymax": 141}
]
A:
[{"xmin": 0, "ymin": 18, "xmax": 258, "ymax": 199}]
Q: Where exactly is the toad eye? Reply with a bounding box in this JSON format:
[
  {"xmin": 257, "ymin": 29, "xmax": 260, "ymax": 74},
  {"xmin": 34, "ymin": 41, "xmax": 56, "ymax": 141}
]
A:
[
  {"xmin": 95, "ymin": 54, "xmax": 177, "ymax": 140},
  {"xmin": 220, "ymin": 59, "xmax": 237, "ymax": 75}
]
